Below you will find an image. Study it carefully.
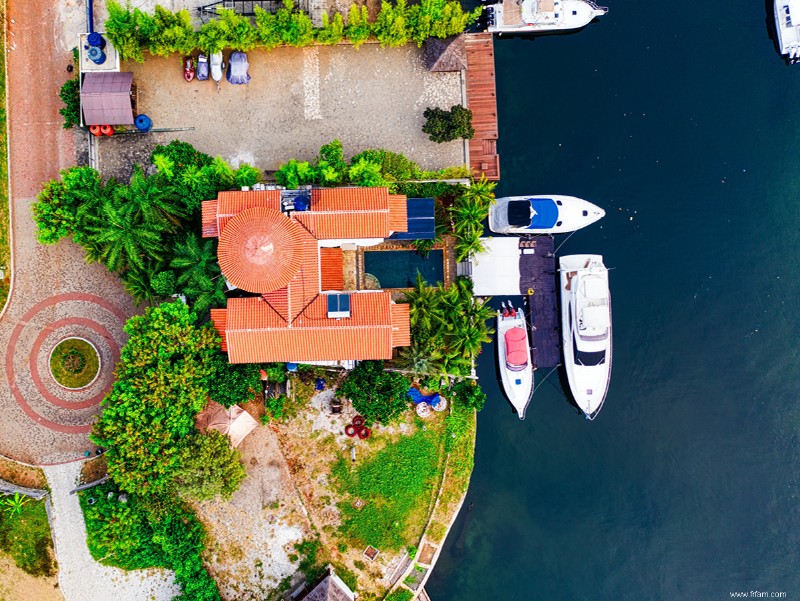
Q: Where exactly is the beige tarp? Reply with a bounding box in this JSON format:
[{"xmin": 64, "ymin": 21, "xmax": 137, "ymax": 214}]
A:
[
  {"xmin": 539, "ymin": 0, "xmax": 555, "ymax": 11},
  {"xmin": 195, "ymin": 400, "xmax": 258, "ymax": 448}
]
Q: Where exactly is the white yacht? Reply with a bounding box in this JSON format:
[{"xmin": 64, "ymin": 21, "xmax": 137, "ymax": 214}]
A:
[
  {"xmin": 483, "ymin": 0, "xmax": 607, "ymax": 35},
  {"xmin": 775, "ymin": 0, "xmax": 800, "ymax": 61},
  {"xmin": 488, "ymin": 195, "xmax": 605, "ymax": 235},
  {"xmin": 559, "ymin": 255, "xmax": 611, "ymax": 420},
  {"xmin": 497, "ymin": 302, "xmax": 534, "ymax": 419}
]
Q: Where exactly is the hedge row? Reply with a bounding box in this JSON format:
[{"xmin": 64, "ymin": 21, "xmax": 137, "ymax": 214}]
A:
[{"xmin": 105, "ymin": 0, "xmax": 480, "ymax": 62}]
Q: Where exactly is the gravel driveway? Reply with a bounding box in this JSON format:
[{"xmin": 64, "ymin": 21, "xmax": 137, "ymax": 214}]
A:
[{"xmin": 43, "ymin": 462, "xmax": 180, "ymax": 601}]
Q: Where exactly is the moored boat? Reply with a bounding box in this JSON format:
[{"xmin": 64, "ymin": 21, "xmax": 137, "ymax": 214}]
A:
[
  {"xmin": 559, "ymin": 255, "xmax": 611, "ymax": 420},
  {"xmin": 497, "ymin": 302, "xmax": 534, "ymax": 419},
  {"xmin": 775, "ymin": 0, "xmax": 800, "ymax": 62},
  {"xmin": 488, "ymin": 195, "xmax": 605, "ymax": 235},
  {"xmin": 482, "ymin": 0, "xmax": 607, "ymax": 35}
]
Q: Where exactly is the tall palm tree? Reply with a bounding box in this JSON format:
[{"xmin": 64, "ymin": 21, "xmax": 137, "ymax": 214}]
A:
[
  {"xmin": 114, "ymin": 165, "xmax": 187, "ymax": 228},
  {"xmin": 84, "ymin": 200, "xmax": 165, "ymax": 273},
  {"xmin": 171, "ymin": 234, "xmax": 221, "ymax": 287},
  {"xmin": 123, "ymin": 266, "xmax": 156, "ymax": 305}
]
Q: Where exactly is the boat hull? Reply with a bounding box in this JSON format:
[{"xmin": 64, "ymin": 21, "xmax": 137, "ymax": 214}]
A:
[
  {"xmin": 559, "ymin": 255, "xmax": 612, "ymax": 420},
  {"xmin": 486, "ymin": 0, "xmax": 607, "ymax": 34},
  {"xmin": 497, "ymin": 309, "xmax": 534, "ymax": 419},
  {"xmin": 488, "ymin": 195, "xmax": 605, "ymax": 235}
]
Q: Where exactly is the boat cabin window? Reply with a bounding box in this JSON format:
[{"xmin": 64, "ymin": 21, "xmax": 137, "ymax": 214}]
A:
[
  {"xmin": 582, "ymin": 210, "xmax": 588, "ymax": 216},
  {"xmin": 572, "ymin": 10, "xmax": 577, "ymax": 15},
  {"xmin": 556, "ymin": 221, "xmax": 563, "ymax": 227},
  {"xmin": 573, "ymin": 338, "xmax": 606, "ymax": 366},
  {"xmin": 556, "ymin": 200, "xmax": 562, "ymax": 205}
]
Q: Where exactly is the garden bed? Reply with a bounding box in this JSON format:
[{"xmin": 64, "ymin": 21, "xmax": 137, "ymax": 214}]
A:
[
  {"xmin": 0, "ymin": 497, "xmax": 56, "ymax": 578},
  {"xmin": 0, "ymin": 456, "xmax": 47, "ymax": 490},
  {"xmin": 48, "ymin": 337, "xmax": 101, "ymax": 389}
]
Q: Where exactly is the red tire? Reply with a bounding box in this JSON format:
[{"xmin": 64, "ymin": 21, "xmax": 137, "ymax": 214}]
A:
[
  {"xmin": 345, "ymin": 424, "xmax": 358, "ymax": 437},
  {"xmin": 100, "ymin": 124, "xmax": 114, "ymax": 136},
  {"xmin": 353, "ymin": 415, "xmax": 365, "ymax": 427},
  {"xmin": 358, "ymin": 427, "xmax": 371, "ymax": 440},
  {"xmin": 89, "ymin": 125, "xmax": 102, "ymax": 137}
]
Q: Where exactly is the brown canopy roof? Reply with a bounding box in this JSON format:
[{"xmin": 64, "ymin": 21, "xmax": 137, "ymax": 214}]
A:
[
  {"xmin": 194, "ymin": 401, "xmax": 258, "ymax": 448},
  {"xmin": 424, "ymin": 35, "xmax": 467, "ymax": 72},
  {"xmin": 81, "ymin": 72, "xmax": 135, "ymax": 126}
]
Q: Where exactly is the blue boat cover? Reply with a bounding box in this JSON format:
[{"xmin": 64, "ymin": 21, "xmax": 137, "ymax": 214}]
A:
[
  {"xmin": 528, "ymin": 198, "xmax": 559, "ymax": 229},
  {"xmin": 389, "ymin": 198, "xmax": 436, "ymax": 240},
  {"xmin": 407, "ymin": 387, "xmax": 441, "ymax": 407}
]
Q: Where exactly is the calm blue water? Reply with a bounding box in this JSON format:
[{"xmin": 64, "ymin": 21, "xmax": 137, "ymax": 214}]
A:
[
  {"xmin": 427, "ymin": 1, "xmax": 800, "ymax": 599},
  {"xmin": 364, "ymin": 249, "xmax": 444, "ymax": 288}
]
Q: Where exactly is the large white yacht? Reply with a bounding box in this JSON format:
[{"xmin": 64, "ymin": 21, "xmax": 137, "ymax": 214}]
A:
[
  {"xmin": 483, "ymin": 0, "xmax": 607, "ymax": 35},
  {"xmin": 497, "ymin": 303, "xmax": 534, "ymax": 420},
  {"xmin": 775, "ymin": 0, "xmax": 800, "ymax": 61},
  {"xmin": 488, "ymin": 195, "xmax": 605, "ymax": 235},
  {"xmin": 559, "ymin": 255, "xmax": 611, "ymax": 420}
]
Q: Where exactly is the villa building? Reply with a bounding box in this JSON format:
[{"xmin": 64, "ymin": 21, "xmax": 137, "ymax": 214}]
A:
[{"xmin": 203, "ymin": 187, "xmax": 413, "ymax": 365}]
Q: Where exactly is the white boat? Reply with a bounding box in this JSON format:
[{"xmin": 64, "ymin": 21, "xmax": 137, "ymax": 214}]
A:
[
  {"xmin": 483, "ymin": 0, "xmax": 607, "ymax": 35},
  {"xmin": 497, "ymin": 302, "xmax": 534, "ymax": 419},
  {"xmin": 775, "ymin": 0, "xmax": 800, "ymax": 62},
  {"xmin": 488, "ymin": 195, "xmax": 605, "ymax": 235},
  {"xmin": 559, "ymin": 255, "xmax": 611, "ymax": 420}
]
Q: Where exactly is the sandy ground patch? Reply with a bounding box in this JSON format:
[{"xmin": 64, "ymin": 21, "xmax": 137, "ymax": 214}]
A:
[
  {"xmin": 0, "ymin": 553, "xmax": 62, "ymax": 601},
  {"xmin": 115, "ymin": 44, "xmax": 464, "ymax": 172},
  {"xmin": 195, "ymin": 426, "xmax": 309, "ymax": 601}
]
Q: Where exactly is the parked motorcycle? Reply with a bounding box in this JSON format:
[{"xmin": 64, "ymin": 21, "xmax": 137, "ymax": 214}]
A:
[
  {"xmin": 196, "ymin": 54, "xmax": 209, "ymax": 81},
  {"xmin": 183, "ymin": 56, "xmax": 195, "ymax": 82},
  {"xmin": 210, "ymin": 52, "xmax": 224, "ymax": 92}
]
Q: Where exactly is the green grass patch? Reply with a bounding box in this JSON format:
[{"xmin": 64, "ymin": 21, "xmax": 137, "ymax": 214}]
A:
[
  {"xmin": 334, "ymin": 429, "xmax": 442, "ymax": 551},
  {"xmin": 49, "ymin": 338, "xmax": 100, "ymax": 389},
  {"xmin": 0, "ymin": 497, "xmax": 56, "ymax": 577},
  {"xmin": 385, "ymin": 589, "xmax": 414, "ymax": 601},
  {"xmin": 0, "ymin": 4, "xmax": 10, "ymax": 311}
]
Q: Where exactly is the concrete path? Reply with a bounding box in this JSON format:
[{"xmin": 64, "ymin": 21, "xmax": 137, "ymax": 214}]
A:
[
  {"xmin": 0, "ymin": 0, "xmax": 138, "ymax": 464},
  {"xmin": 43, "ymin": 462, "xmax": 179, "ymax": 601}
]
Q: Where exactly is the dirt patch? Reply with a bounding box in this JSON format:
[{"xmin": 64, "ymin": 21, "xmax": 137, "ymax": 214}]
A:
[
  {"xmin": 79, "ymin": 455, "xmax": 107, "ymax": 485},
  {"xmin": 0, "ymin": 553, "xmax": 61, "ymax": 601},
  {"xmin": 0, "ymin": 456, "xmax": 47, "ymax": 490},
  {"xmin": 418, "ymin": 543, "xmax": 436, "ymax": 565}
]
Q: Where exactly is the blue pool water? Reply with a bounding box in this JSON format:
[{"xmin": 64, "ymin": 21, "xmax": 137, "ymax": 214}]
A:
[{"xmin": 364, "ymin": 250, "xmax": 444, "ymax": 289}]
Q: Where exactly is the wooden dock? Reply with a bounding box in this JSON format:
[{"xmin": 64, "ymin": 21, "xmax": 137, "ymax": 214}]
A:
[
  {"xmin": 464, "ymin": 33, "xmax": 500, "ymax": 181},
  {"xmin": 519, "ymin": 237, "xmax": 560, "ymax": 369}
]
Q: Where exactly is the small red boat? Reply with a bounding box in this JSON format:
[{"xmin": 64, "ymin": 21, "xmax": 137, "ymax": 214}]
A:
[{"xmin": 183, "ymin": 56, "xmax": 195, "ymax": 82}]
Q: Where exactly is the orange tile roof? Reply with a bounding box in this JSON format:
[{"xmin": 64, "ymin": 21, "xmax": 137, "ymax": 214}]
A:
[
  {"xmin": 310, "ymin": 187, "xmax": 390, "ymax": 211},
  {"xmin": 202, "ymin": 200, "xmax": 219, "ymax": 237},
  {"xmin": 285, "ymin": 229, "xmax": 321, "ymax": 321},
  {"xmin": 217, "ymin": 293, "xmax": 408, "ymax": 363},
  {"xmin": 294, "ymin": 211, "xmax": 390, "ymax": 240},
  {"xmin": 391, "ymin": 303, "xmax": 411, "ymax": 347},
  {"xmin": 388, "ymin": 194, "xmax": 408, "ymax": 232},
  {"xmin": 218, "ymin": 207, "xmax": 309, "ymax": 293},
  {"xmin": 210, "ymin": 309, "xmax": 228, "ymax": 351},
  {"xmin": 320, "ymin": 247, "xmax": 345, "ymax": 291},
  {"xmin": 217, "ymin": 190, "xmax": 281, "ymax": 234}
]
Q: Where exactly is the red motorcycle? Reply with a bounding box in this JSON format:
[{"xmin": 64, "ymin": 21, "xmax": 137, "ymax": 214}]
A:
[{"xmin": 183, "ymin": 56, "xmax": 195, "ymax": 82}]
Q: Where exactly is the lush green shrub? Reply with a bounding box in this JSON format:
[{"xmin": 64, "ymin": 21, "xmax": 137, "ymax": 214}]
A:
[
  {"xmin": 317, "ymin": 12, "xmax": 345, "ymax": 45},
  {"xmin": 172, "ymin": 431, "xmax": 247, "ymax": 501},
  {"xmin": 263, "ymin": 362, "xmax": 288, "ymax": 383},
  {"xmin": 59, "ymin": 78, "xmax": 80, "ymax": 129},
  {"xmin": 317, "ymin": 139, "xmax": 348, "ymax": 185},
  {"xmin": 347, "ymin": 157, "xmax": 387, "ymax": 187},
  {"xmin": 105, "ymin": 0, "xmax": 155, "ymax": 63},
  {"xmin": 350, "ymin": 148, "xmax": 422, "ymax": 182},
  {"xmin": 278, "ymin": 0, "xmax": 315, "ymax": 47},
  {"xmin": 409, "ymin": 0, "xmax": 480, "ymax": 47},
  {"xmin": 339, "ymin": 361, "xmax": 410, "ymax": 425},
  {"xmin": 385, "ymin": 589, "xmax": 414, "ymax": 601},
  {"xmin": 149, "ymin": 6, "xmax": 197, "ymax": 56},
  {"xmin": 151, "ymin": 270, "xmax": 177, "ymax": 296},
  {"xmin": 261, "ymin": 394, "xmax": 288, "ymax": 423},
  {"xmin": 345, "ymin": 5, "xmax": 372, "ymax": 48},
  {"xmin": 275, "ymin": 159, "xmax": 317, "ymax": 188},
  {"xmin": 206, "ymin": 352, "xmax": 262, "ymax": 408},
  {"xmin": 234, "ymin": 163, "xmax": 262, "ymax": 187},
  {"xmin": 373, "ymin": 0, "xmax": 412, "ymax": 47},
  {"xmin": 198, "ymin": 8, "xmax": 258, "ymax": 53},
  {"xmin": 449, "ymin": 379, "xmax": 485, "ymax": 411},
  {"xmin": 253, "ymin": 6, "xmax": 283, "ymax": 49},
  {"xmin": 0, "ymin": 498, "xmax": 56, "ymax": 576},
  {"xmin": 422, "ymin": 105, "xmax": 475, "ymax": 143}
]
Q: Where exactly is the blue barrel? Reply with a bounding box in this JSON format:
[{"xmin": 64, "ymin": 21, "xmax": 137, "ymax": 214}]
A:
[
  {"xmin": 134, "ymin": 114, "xmax": 153, "ymax": 132},
  {"xmin": 87, "ymin": 45, "xmax": 106, "ymax": 65},
  {"xmin": 87, "ymin": 32, "xmax": 106, "ymax": 49}
]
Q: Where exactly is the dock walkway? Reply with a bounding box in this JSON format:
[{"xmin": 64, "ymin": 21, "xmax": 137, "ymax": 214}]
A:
[
  {"xmin": 520, "ymin": 237, "xmax": 560, "ymax": 369},
  {"xmin": 464, "ymin": 33, "xmax": 500, "ymax": 180}
]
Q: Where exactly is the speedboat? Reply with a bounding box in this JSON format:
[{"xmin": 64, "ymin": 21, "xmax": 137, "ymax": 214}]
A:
[
  {"xmin": 482, "ymin": 0, "xmax": 607, "ymax": 35},
  {"xmin": 497, "ymin": 301, "xmax": 533, "ymax": 419},
  {"xmin": 488, "ymin": 195, "xmax": 605, "ymax": 235},
  {"xmin": 560, "ymin": 255, "xmax": 611, "ymax": 420},
  {"xmin": 775, "ymin": 0, "xmax": 800, "ymax": 62}
]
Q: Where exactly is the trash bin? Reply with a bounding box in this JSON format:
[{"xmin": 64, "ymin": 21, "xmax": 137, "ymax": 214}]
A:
[
  {"xmin": 87, "ymin": 45, "xmax": 106, "ymax": 65},
  {"xmin": 134, "ymin": 114, "xmax": 153, "ymax": 132},
  {"xmin": 87, "ymin": 32, "xmax": 106, "ymax": 49}
]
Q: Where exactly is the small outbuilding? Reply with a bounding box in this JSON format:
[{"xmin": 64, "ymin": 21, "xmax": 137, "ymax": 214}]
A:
[
  {"xmin": 298, "ymin": 566, "xmax": 355, "ymax": 601},
  {"xmin": 194, "ymin": 400, "xmax": 258, "ymax": 448},
  {"xmin": 81, "ymin": 71, "xmax": 135, "ymax": 126},
  {"xmin": 424, "ymin": 35, "xmax": 467, "ymax": 72}
]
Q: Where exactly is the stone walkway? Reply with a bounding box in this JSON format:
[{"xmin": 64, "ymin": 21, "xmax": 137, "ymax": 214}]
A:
[
  {"xmin": 0, "ymin": 0, "xmax": 138, "ymax": 464},
  {"xmin": 44, "ymin": 462, "xmax": 179, "ymax": 601}
]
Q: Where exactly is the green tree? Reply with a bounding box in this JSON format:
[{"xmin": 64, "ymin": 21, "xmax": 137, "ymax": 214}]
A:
[
  {"xmin": 104, "ymin": 1, "xmax": 155, "ymax": 62},
  {"xmin": 123, "ymin": 266, "xmax": 157, "ymax": 305},
  {"xmin": 253, "ymin": 6, "xmax": 283, "ymax": 49},
  {"xmin": 422, "ymin": 105, "xmax": 475, "ymax": 143},
  {"xmin": 59, "ymin": 78, "xmax": 80, "ymax": 129},
  {"xmin": 151, "ymin": 270, "xmax": 177, "ymax": 297},
  {"xmin": 276, "ymin": 0, "xmax": 315, "ymax": 47},
  {"xmin": 347, "ymin": 157, "xmax": 387, "ymax": 187},
  {"xmin": 275, "ymin": 158, "xmax": 317, "ymax": 189},
  {"xmin": 148, "ymin": 6, "xmax": 197, "ymax": 56},
  {"xmin": 198, "ymin": 8, "xmax": 258, "ymax": 53},
  {"xmin": 234, "ymin": 163, "xmax": 262, "ymax": 187},
  {"xmin": 373, "ymin": 0, "xmax": 411, "ymax": 47},
  {"xmin": 316, "ymin": 12, "xmax": 345, "ymax": 45},
  {"xmin": 449, "ymin": 379, "xmax": 486, "ymax": 411},
  {"xmin": 339, "ymin": 361, "xmax": 410, "ymax": 424},
  {"xmin": 170, "ymin": 234, "xmax": 227, "ymax": 314},
  {"xmin": 172, "ymin": 431, "xmax": 247, "ymax": 501},
  {"xmin": 346, "ymin": 5, "xmax": 372, "ymax": 48},
  {"xmin": 206, "ymin": 352, "xmax": 262, "ymax": 408},
  {"xmin": 114, "ymin": 165, "xmax": 187, "ymax": 228}
]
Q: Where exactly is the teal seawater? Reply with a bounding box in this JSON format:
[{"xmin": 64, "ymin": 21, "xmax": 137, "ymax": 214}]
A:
[{"xmin": 426, "ymin": 0, "xmax": 800, "ymax": 598}]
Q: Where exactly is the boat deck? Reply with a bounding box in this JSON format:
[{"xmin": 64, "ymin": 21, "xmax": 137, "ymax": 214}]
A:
[
  {"xmin": 519, "ymin": 237, "xmax": 560, "ymax": 369},
  {"xmin": 464, "ymin": 33, "xmax": 501, "ymax": 181}
]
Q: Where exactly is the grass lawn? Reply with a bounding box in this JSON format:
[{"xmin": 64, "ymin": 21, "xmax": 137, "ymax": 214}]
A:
[
  {"xmin": 49, "ymin": 338, "xmax": 100, "ymax": 389},
  {"xmin": 0, "ymin": 3, "xmax": 10, "ymax": 310},
  {"xmin": 0, "ymin": 497, "xmax": 56, "ymax": 577}
]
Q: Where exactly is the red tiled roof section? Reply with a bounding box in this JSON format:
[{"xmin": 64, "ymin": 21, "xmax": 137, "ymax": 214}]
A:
[
  {"xmin": 294, "ymin": 212, "xmax": 388, "ymax": 240},
  {"xmin": 217, "ymin": 190, "xmax": 281, "ymax": 234},
  {"xmin": 202, "ymin": 200, "xmax": 219, "ymax": 237},
  {"xmin": 285, "ymin": 228, "xmax": 321, "ymax": 321},
  {"xmin": 218, "ymin": 207, "xmax": 307, "ymax": 293},
  {"xmin": 388, "ymin": 194, "xmax": 408, "ymax": 232},
  {"xmin": 221, "ymin": 293, "xmax": 403, "ymax": 363},
  {"xmin": 391, "ymin": 303, "xmax": 411, "ymax": 347},
  {"xmin": 310, "ymin": 187, "xmax": 389, "ymax": 211},
  {"xmin": 320, "ymin": 248, "xmax": 345, "ymax": 291},
  {"xmin": 210, "ymin": 309, "xmax": 228, "ymax": 352}
]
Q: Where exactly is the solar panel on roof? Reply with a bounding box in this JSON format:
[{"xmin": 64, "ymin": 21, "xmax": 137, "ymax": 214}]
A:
[
  {"xmin": 327, "ymin": 294, "xmax": 351, "ymax": 318},
  {"xmin": 389, "ymin": 198, "xmax": 436, "ymax": 240}
]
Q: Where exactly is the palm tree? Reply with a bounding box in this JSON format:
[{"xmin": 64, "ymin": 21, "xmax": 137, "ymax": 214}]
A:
[
  {"xmin": 185, "ymin": 276, "xmax": 227, "ymax": 315},
  {"xmin": 171, "ymin": 234, "xmax": 221, "ymax": 287},
  {"xmin": 114, "ymin": 165, "xmax": 187, "ymax": 228},
  {"xmin": 123, "ymin": 266, "xmax": 156, "ymax": 305},
  {"xmin": 84, "ymin": 200, "xmax": 166, "ymax": 273}
]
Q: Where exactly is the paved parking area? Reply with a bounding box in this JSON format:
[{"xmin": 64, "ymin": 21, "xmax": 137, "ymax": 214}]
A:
[{"xmin": 116, "ymin": 44, "xmax": 465, "ymax": 172}]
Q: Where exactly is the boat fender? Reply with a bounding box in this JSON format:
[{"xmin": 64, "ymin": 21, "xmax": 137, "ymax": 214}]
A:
[
  {"xmin": 358, "ymin": 427, "xmax": 371, "ymax": 440},
  {"xmin": 345, "ymin": 424, "xmax": 358, "ymax": 437},
  {"xmin": 353, "ymin": 415, "xmax": 365, "ymax": 427}
]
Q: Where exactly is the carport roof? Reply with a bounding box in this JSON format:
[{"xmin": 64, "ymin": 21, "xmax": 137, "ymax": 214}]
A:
[{"xmin": 81, "ymin": 72, "xmax": 134, "ymax": 126}]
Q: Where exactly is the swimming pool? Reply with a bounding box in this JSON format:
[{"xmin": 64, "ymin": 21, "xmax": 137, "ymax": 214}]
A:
[{"xmin": 363, "ymin": 250, "xmax": 444, "ymax": 289}]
